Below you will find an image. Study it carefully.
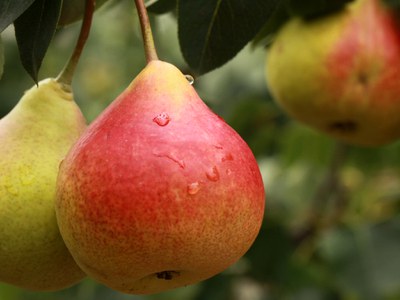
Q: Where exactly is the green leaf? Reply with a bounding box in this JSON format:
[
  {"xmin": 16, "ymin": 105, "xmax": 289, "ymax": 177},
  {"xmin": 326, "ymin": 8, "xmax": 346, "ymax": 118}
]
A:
[
  {"xmin": 285, "ymin": 0, "xmax": 354, "ymax": 18},
  {"xmin": 0, "ymin": 35, "xmax": 4, "ymax": 79},
  {"xmin": 14, "ymin": 0, "xmax": 62, "ymax": 82},
  {"xmin": 252, "ymin": 2, "xmax": 290, "ymax": 47},
  {"xmin": 147, "ymin": 0, "xmax": 176, "ymax": 15},
  {"xmin": 0, "ymin": 0, "xmax": 36, "ymax": 32},
  {"xmin": 178, "ymin": 0, "xmax": 280, "ymax": 75}
]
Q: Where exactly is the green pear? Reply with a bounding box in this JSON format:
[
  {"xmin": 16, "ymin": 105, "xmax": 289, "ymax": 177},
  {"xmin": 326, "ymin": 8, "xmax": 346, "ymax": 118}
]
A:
[
  {"xmin": 56, "ymin": 60, "xmax": 265, "ymax": 294},
  {"xmin": 58, "ymin": 0, "xmax": 109, "ymax": 27},
  {"xmin": 0, "ymin": 79, "xmax": 87, "ymax": 291},
  {"xmin": 266, "ymin": 0, "xmax": 400, "ymax": 146}
]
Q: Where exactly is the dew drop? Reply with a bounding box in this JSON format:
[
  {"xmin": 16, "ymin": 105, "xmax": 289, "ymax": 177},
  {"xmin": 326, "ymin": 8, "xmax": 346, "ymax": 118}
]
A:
[
  {"xmin": 153, "ymin": 112, "xmax": 170, "ymax": 126},
  {"xmin": 206, "ymin": 166, "xmax": 220, "ymax": 182},
  {"xmin": 187, "ymin": 182, "xmax": 200, "ymax": 195},
  {"xmin": 226, "ymin": 169, "xmax": 232, "ymax": 176},
  {"xmin": 185, "ymin": 74, "xmax": 194, "ymax": 85}
]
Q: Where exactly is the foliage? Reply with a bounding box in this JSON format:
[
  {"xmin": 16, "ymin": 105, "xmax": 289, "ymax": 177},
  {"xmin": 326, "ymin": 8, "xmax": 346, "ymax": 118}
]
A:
[
  {"xmin": 14, "ymin": 0, "xmax": 62, "ymax": 82},
  {"xmin": 1, "ymin": 0, "xmax": 400, "ymax": 299},
  {"xmin": 0, "ymin": 0, "xmax": 36, "ymax": 32},
  {"xmin": 0, "ymin": 0, "xmax": 357, "ymax": 81}
]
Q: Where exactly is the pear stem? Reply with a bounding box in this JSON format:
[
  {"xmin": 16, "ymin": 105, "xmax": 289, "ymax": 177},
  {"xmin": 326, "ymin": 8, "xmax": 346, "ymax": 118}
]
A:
[
  {"xmin": 56, "ymin": 0, "xmax": 96, "ymax": 86},
  {"xmin": 134, "ymin": 0, "xmax": 159, "ymax": 63}
]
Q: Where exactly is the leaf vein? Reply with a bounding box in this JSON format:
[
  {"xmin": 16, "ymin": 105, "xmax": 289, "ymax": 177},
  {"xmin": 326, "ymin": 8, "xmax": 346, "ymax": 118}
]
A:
[{"xmin": 199, "ymin": 0, "xmax": 223, "ymax": 71}]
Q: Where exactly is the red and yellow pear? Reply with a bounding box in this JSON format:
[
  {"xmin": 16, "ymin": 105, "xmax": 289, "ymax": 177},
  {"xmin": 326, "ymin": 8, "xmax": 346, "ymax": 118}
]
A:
[
  {"xmin": 56, "ymin": 58, "xmax": 265, "ymax": 294},
  {"xmin": 266, "ymin": 0, "xmax": 400, "ymax": 146},
  {"xmin": 55, "ymin": 1, "xmax": 265, "ymax": 295}
]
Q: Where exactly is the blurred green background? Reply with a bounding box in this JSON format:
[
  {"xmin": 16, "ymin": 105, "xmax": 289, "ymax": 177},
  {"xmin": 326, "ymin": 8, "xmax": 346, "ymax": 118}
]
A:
[{"xmin": 1, "ymin": 1, "xmax": 400, "ymax": 299}]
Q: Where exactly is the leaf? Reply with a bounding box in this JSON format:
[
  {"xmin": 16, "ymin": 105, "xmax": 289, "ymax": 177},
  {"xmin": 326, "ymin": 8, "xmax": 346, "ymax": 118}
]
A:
[
  {"xmin": 178, "ymin": 0, "xmax": 280, "ymax": 75},
  {"xmin": 285, "ymin": 0, "xmax": 354, "ymax": 18},
  {"xmin": 147, "ymin": 0, "xmax": 176, "ymax": 15},
  {"xmin": 0, "ymin": 35, "xmax": 4, "ymax": 79},
  {"xmin": 14, "ymin": 0, "xmax": 62, "ymax": 82},
  {"xmin": 252, "ymin": 2, "xmax": 290, "ymax": 47},
  {"xmin": 0, "ymin": 0, "xmax": 36, "ymax": 33}
]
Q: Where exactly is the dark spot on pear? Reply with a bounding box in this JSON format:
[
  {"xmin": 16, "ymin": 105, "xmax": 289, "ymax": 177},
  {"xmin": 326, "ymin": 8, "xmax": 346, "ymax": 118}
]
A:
[
  {"xmin": 328, "ymin": 121, "xmax": 357, "ymax": 133},
  {"xmin": 357, "ymin": 71, "xmax": 369, "ymax": 86},
  {"xmin": 156, "ymin": 271, "xmax": 180, "ymax": 280}
]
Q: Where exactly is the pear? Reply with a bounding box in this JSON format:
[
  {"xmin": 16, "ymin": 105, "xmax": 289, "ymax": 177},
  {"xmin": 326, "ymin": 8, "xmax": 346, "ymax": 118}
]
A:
[
  {"xmin": 56, "ymin": 60, "xmax": 265, "ymax": 294},
  {"xmin": 0, "ymin": 79, "xmax": 86, "ymax": 290},
  {"xmin": 266, "ymin": 0, "xmax": 400, "ymax": 146},
  {"xmin": 58, "ymin": 0, "xmax": 109, "ymax": 27}
]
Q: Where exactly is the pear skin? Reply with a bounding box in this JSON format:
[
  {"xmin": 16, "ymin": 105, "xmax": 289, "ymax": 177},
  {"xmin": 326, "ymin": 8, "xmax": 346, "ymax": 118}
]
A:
[
  {"xmin": 266, "ymin": 0, "xmax": 400, "ymax": 146},
  {"xmin": 56, "ymin": 60, "xmax": 265, "ymax": 294},
  {"xmin": 0, "ymin": 79, "xmax": 86, "ymax": 291}
]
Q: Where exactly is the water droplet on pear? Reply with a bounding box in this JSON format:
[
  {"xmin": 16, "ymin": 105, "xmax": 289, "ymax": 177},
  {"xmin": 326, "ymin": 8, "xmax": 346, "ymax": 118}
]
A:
[
  {"xmin": 153, "ymin": 151, "xmax": 185, "ymax": 169},
  {"xmin": 206, "ymin": 166, "xmax": 220, "ymax": 182},
  {"xmin": 185, "ymin": 75, "xmax": 194, "ymax": 85},
  {"xmin": 153, "ymin": 112, "xmax": 170, "ymax": 126},
  {"xmin": 187, "ymin": 182, "xmax": 200, "ymax": 195}
]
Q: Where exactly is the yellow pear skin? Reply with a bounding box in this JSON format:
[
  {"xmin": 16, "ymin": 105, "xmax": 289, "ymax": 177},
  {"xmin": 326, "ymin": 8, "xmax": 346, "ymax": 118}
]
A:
[
  {"xmin": 266, "ymin": 0, "xmax": 400, "ymax": 146},
  {"xmin": 0, "ymin": 79, "xmax": 86, "ymax": 291}
]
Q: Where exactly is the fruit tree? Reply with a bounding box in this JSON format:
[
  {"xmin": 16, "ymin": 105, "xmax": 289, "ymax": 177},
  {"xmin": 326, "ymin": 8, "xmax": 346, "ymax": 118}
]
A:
[{"xmin": 1, "ymin": 0, "xmax": 400, "ymax": 299}]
